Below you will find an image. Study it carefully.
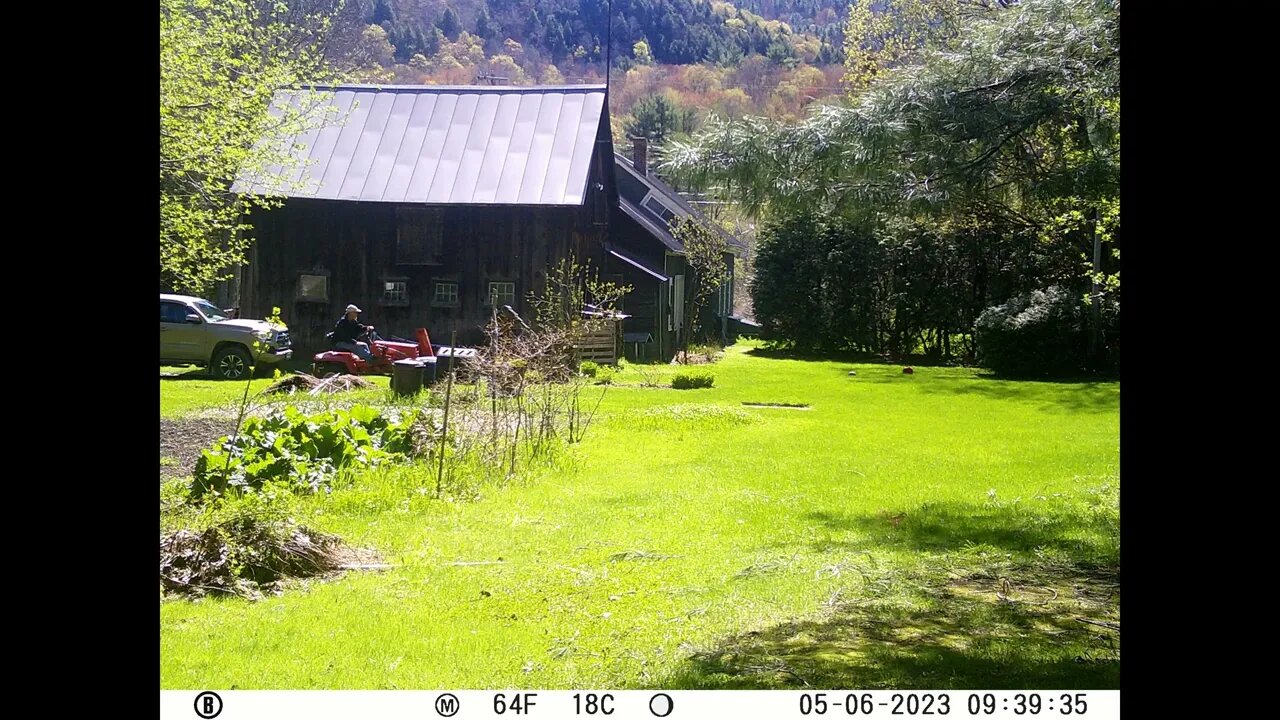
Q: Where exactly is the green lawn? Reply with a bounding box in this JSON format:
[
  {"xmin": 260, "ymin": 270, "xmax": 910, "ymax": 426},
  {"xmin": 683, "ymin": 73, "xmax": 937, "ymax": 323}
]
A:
[
  {"xmin": 159, "ymin": 343, "xmax": 1119, "ymax": 689},
  {"xmin": 160, "ymin": 367, "xmax": 277, "ymax": 416}
]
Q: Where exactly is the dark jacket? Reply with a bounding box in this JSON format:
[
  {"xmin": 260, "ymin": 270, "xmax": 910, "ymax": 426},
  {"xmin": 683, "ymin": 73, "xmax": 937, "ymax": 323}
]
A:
[{"xmin": 332, "ymin": 317, "xmax": 367, "ymax": 344}]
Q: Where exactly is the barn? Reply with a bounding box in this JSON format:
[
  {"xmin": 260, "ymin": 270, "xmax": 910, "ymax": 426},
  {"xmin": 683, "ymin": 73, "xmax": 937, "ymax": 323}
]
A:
[{"xmin": 227, "ymin": 83, "xmax": 743, "ymax": 360}]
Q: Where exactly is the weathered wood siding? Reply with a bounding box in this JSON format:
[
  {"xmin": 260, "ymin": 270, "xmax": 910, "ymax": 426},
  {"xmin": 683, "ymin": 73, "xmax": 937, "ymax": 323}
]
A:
[
  {"xmin": 606, "ymin": 210, "xmax": 676, "ymax": 361},
  {"xmin": 241, "ymin": 200, "xmax": 606, "ymax": 352}
]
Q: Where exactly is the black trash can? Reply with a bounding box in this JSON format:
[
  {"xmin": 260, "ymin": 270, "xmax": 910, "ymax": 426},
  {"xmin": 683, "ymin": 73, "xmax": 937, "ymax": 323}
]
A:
[
  {"xmin": 420, "ymin": 356, "xmax": 438, "ymax": 386},
  {"xmin": 391, "ymin": 359, "xmax": 424, "ymax": 396}
]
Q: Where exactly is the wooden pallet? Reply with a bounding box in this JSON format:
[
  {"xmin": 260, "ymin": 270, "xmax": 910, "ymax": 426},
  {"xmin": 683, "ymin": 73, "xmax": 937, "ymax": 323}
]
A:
[{"xmin": 574, "ymin": 327, "xmax": 618, "ymax": 364}]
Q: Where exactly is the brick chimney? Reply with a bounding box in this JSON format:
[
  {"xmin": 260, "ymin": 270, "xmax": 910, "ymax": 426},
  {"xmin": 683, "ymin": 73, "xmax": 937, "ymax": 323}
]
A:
[{"xmin": 631, "ymin": 137, "xmax": 648, "ymax": 176}]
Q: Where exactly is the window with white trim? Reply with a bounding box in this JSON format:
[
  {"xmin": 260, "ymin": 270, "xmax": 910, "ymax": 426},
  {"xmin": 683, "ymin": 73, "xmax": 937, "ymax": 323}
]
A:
[
  {"xmin": 433, "ymin": 281, "xmax": 459, "ymax": 306},
  {"xmin": 381, "ymin": 280, "xmax": 408, "ymax": 306},
  {"xmin": 488, "ymin": 281, "xmax": 516, "ymax": 308}
]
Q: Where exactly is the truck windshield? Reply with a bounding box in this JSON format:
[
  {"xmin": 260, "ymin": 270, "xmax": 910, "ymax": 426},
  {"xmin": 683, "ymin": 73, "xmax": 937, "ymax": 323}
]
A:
[{"xmin": 192, "ymin": 300, "xmax": 229, "ymax": 322}]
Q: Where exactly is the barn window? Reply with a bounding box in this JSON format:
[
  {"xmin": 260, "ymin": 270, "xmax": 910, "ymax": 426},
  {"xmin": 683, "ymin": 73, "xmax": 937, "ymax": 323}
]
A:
[
  {"xmin": 381, "ymin": 280, "xmax": 409, "ymax": 306},
  {"xmin": 396, "ymin": 208, "xmax": 444, "ymax": 265},
  {"xmin": 433, "ymin": 281, "xmax": 459, "ymax": 307},
  {"xmin": 297, "ymin": 273, "xmax": 329, "ymax": 303},
  {"xmin": 488, "ymin": 281, "xmax": 516, "ymax": 308}
]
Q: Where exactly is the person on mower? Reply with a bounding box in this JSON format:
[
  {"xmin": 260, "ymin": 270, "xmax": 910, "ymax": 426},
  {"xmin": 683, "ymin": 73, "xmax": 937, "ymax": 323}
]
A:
[{"xmin": 332, "ymin": 304, "xmax": 377, "ymax": 362}]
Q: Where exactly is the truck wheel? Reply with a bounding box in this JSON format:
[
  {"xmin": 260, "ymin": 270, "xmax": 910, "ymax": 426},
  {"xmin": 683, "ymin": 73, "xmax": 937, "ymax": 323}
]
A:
[{"xmin": 211, "ymin": 346, "xmax": 253, "ymax": 380}]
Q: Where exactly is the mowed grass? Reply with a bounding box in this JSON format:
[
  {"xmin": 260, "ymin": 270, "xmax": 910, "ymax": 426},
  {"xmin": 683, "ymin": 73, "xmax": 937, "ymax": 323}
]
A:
[
  {"xmin": 159, "ymin": 343, "xmax": 1119, "ymax": 689},
  {"xmin": 161, "ymin": 366, "xmax": 280, "ymax": 417}
]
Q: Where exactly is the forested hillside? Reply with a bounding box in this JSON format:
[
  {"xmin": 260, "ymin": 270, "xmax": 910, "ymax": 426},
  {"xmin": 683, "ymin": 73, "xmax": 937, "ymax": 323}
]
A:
[{"xmin": 309, "ymin": 0, "xmax": 849, "ymax": 145}]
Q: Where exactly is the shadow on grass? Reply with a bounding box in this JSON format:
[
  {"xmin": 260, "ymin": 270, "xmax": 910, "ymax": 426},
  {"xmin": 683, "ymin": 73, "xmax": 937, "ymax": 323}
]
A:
[
  {"xmin": 852, "ymin": 371, "xmax": 1118, "ymax": 414},
  {"xmin": 801, "ymin": 499, "xmax": 1119, "ymax": 565},
  {"xmin": 160, "ymin": 366, "xmax": 211, "ymax": 380},
  {"xmin": 161, "ymin": 358, "xmax": 315, "ymax": 382},
  {"xmin": 919, "ymin": 378, "xmax": 1117, "ymax": 414},
  {"xmin": 656, "ymin": 566, "xmax": 1119, "ymax": 689},
  {"xmin": 648, "ymin": 495, "xmax": 1121, "ymax": 689},
  {"xmin": 745, "ymin": 346, "xmax": 963, "ymax": 368},
  {"xmin": 745, "ymin": 346, "xmax": 1119, "ymax": 383}
]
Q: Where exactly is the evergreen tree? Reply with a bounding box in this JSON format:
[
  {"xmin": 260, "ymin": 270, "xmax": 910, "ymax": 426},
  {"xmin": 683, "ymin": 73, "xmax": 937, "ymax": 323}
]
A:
[
  {"xmin": 438, "ymin": 6, "xmax": 461, "ymax": 40},
  {"xmin": 476, "ymin": 7, "xmax": 496, "ymax": 41},
  {"xmin": 372, "ymin": 0, "xmax": 395, "ymax": 27},
  {"xmin": 524, "ymin": 9, "xmax": 543, "ymax": 45},
  {"xmin": 544, "ymin": 16, "xmax": 567, "ymax": 56},
  {"xmin": 766, "ymin": 38, "xmax": 798, "ymax": 67},
  {"xmin": 625, "ymin": 94, "xmax": 687, "ymax": 145},
  {"xmin": 423, "ymin": 26, "xmax": 442, "ymax": 56}
]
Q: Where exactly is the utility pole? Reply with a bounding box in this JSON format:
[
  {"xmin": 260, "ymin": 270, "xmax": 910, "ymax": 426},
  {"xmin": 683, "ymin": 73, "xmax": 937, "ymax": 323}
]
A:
[{"xmin": 606, "ymin": 0, "xmax": 613, "ymax": 92}]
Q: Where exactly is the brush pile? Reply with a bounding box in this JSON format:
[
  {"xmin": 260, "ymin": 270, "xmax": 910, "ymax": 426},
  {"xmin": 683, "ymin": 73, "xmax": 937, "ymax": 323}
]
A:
[
  {"xmin": 159, "ymin": 516, "xmax": 372, "ymax": 598},
  {"xmin": 263, "ymin": 373, "xmax": 379, "ymax": 396}
]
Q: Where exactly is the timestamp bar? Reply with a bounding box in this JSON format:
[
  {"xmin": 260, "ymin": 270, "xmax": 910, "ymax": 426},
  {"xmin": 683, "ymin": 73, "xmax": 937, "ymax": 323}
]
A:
[{"xmin": 161, "ymin": 689, "xmax": 1119, "ymax": 720}]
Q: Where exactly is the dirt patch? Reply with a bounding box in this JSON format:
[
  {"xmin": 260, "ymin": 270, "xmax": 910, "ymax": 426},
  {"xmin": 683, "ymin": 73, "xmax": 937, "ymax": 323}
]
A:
[{"xmin": 160, "ymin": 417, "xmax": 235, "ymax": 482}]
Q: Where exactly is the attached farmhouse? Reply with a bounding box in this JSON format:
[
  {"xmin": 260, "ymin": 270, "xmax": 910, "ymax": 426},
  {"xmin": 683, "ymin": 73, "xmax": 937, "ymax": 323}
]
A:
[
  {"xmin": 608, "ymin": 137, "xmax": 746, "ymax": 360},
  {"xmin": 227, "ymin": 83, "xmax": 744, "ymax": 360}
]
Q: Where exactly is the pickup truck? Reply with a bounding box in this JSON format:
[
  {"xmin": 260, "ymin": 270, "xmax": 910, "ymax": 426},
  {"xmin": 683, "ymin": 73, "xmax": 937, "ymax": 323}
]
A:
[{"xmin": 160, "ymin": 293, "xmax": 292, "ymax": 379}]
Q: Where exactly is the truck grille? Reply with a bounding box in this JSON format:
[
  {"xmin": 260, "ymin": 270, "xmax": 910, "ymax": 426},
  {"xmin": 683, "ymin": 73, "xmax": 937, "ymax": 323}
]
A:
[{"xmin": 277, "ymin": 331, "xmax": 291, "ymax": 348}]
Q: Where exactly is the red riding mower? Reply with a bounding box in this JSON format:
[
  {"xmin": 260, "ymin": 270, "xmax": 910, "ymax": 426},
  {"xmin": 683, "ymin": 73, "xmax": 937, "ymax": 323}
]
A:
[
  {"xmin": 312, "ymin": 328, "xmax": 435, "ymax": 377},
  {"xmin": 312, "ymin": 328, "xmax": 476, "ymax": 378}
]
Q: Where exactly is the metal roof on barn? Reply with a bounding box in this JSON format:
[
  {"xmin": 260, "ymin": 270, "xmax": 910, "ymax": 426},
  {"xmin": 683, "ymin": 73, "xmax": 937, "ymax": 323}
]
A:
[{"xmin": 233, "ymin": 84, "xmax": 608, "ymax": 206}]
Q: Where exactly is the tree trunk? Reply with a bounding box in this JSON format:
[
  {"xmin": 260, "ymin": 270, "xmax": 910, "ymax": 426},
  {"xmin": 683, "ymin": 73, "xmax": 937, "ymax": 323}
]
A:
[{"xmin": 1089, "ymin": 206, "xmax": 1102, "ymax": 361}]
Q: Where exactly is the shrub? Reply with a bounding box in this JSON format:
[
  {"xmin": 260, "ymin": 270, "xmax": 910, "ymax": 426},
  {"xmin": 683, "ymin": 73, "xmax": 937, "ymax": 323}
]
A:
[
  {"xmin": 191, "ymin": 405, "xmax": 428, "ymax": 499},
  {"xmin": 672, "ymin": 371, "xmax": 715, "ymax": 389},
  {"xmin": 579, "ymin": 360, "xmax": 600, "ymax": 377},
  {"xmin": 636, "ymin": 365, "xmax": 663, "ymax": 388},
  {"xmin": 975, "ymin": 286, "xmax": 1095, "ymax": 377}
]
